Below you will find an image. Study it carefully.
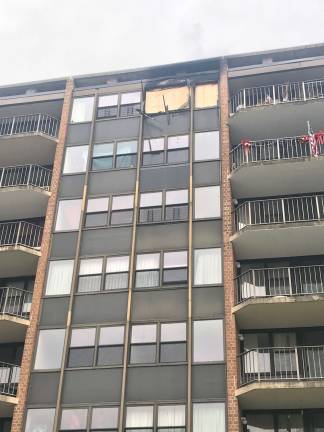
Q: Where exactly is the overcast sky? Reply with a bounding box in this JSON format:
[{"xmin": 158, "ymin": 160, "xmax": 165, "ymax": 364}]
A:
[{"xmin": 1, "ymin": 0, "xmax": 324, "ymax": 85}]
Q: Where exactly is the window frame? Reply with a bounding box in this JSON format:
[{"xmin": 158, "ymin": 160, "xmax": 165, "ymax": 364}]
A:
[
  {"xmin": 193, "ymin": 319, "xmax": 224, "ymax": 363},
  {"xmin": 70, "ymin": 96, "xmax": 95, "ymax": 123},
  {"xmin": 96, "ymin": 91, "xmax": 141, "ymax": 120},
  {"xmin": 55, "ymin": 199, "xmax": 83, "ymax": 232},
  {"xmin": 142, "ymin": 134, "xmax": 189, "ymax": 167},
  {"xmin": 63, "ymin": 145, "xmax": 89, "ymax": 174},
  {"xmin": 91, "ymin": 140, "xmax": 138, "ymax": 172}
]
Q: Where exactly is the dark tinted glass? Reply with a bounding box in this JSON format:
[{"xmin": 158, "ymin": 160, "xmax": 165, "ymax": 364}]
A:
[
  {"xmin": 78, "ymin": 275, "xmax": 101, "ymax": 293},
  {"xmin": 68, "ymin": 347, "xmax": 94, "ymax": 367},
  {"xmin": 111, "ymin": 210, "xmax": 133, "ymax": 225},
  {"xmin": 167, "ymin": 149, "xmax": 189, "ymax": 164},
  {"xmin": 97, "ymin": 346, "xmax": 124, "ymax": 365},
  {"xmin": 142, "ymin": 152, "xmax": 164, "ymax": 166},
  {"xmin": 97, "ymin": 107, "xmax": 118, "ymax": 119},
  {"xmin": 92, "ymin": 157, "xmax": 113, "ymax": 171},
  {"xmin": 105, "ymin": 273, "xmax": 128, "ymax": 290},
  {"xmin": 165, "ymin": 205, "xmax": 188, "ymax": 221},
  {"xmin": 160, "ymin": 342, "xmax": 187, "ymax": 362},
  {"xmin": 163, "ymin": 268, "xmax": 187, "ymax": 285},
  {"xmin": 85, "ymin": 213, "xmax": 108, "ymax": 227},
  {"xmin": 139, "ymin": 207, "xmax": 162, "ymax": 223},
  {"xmin": 116, "ymin": 154, "xmax": 137, "ymax": 169},
  {"xmin": 130, "ymin": 344, "xmax": 156, "ymax": 364}
]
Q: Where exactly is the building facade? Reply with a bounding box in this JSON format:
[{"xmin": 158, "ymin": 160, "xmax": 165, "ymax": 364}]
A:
[{"xmin": 0, "ymin": 43, "xmax": 322, "ymax": 431}]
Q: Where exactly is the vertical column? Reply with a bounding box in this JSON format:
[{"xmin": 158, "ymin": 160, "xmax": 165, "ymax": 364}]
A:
[
  {"xmin": 11, "ymin": 78, "xmax": 74, "ymax": 432},
  {"xmin": 219, "ymin": 59, "xmax": 240, "ymax": 432}
]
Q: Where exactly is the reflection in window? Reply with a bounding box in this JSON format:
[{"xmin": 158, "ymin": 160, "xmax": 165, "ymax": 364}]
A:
[
  {"xmin": 55, "ymin": 199, "xmax": 82, "ymax": 231},
  {"xmin": 25, "ymin": 408, "xmax": 55, "ymax": 432},
  {"xmin": 78, "ymin": 258, "xmax": 103, "ymax": 292},
  {"xmin": 130, "ymin": 324, "xmax": 157, "ymax": 364},
  {"xmin": 195, "ymin": 83, "xmax": 218, "ymax": 108},
  {"xmin": 71, "ymin": 97, "xmax": 94, "ymax": 123},
  {"xmin": 60, "ymin": 408, "xmax": 88, "ymax": 430},
  {"xmin": 63, "ymin": 145, "xmax": 89, "ymax": 174},
  {"xmin": 193, "ymin": 402, "xmax": 225, "ymax": 432},
  {"xmin": 195, "ymin": 186, "xmax": 220, "ymax": 219},
  {"xmin": 34, "ymin": 329, "xmax": 65, "ymax": 369},
  {"xmin": 97, "ymin": 326, "xmax": 125, "ymax": 366},
  {"xmin": 92, "ymin": 143, "xmax": 114, "ymax": 170},
  {"xmin": 194, "ymin": 131, "xmax": 219, "ymax": 161},
  {"xmin": 193, "ymin": 320, "xmax": 224, "ymax": 362},
  {"xmin": 45, "ymin": 260, "xmax": 74, "ymax": 296},
  {"xmin": 194, "ymin": 248, "xmax": 222, "ymax": 285},
  {"xmin": 105, "ymin": 255, "xmax": 130, "ymax": 290},
  {"xmin": 68, "ymin": 328, "xmax": 96, "ymax": 368},
  {"xmin": 135, "ymin": 253, "xmax": 160, "ymax": 288}
]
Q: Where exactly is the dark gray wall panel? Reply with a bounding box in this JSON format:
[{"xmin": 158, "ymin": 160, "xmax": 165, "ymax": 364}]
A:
[
  {"xmin": 193, "ymin": 161, "xmax": 220, "ymax": 186},
  {"xmin": 51, "ymin": 232, "xmax": 78, "ymax": 258},
  {"xmin": 126, "ymin": 365, "xmax": 187, "ymax": 401},
  {"xmin": 192, "ymin": 221, "xmax": 222, "ymax": 248},
  {"xmin": 62, "ymin": 369, "xmax": 122, "ymax": 404},
  {"xmin": 28, "ymin": 372, "xmax": 60, "ymax": 404},
  {"xmin": 72, "ymin": 292, "xmax": 128, "ymax": 324},
  {"xmin": 136, "ymin": 223, "xmax": 188, "ymax": 252},
  {"xmin": 144, "ymin": 112, "xmax": 190, "ymax": 138},
  {"xmin": 194, "ymin": 108, "xmax": 219, "ymax": 131},
  {"xmin": 140, "ymin": 165, "xmax": 189, "ymax": 192},
  {"xmin": 94, "ymin": 118, "xmax": 140, "ymax": 141},
  {"xmin": 66, "ymin": 123, "xmax": 91, "ymax": 145},
  {"xmin": 81, "ymin": 227, "xmax": 132, "ymax": 255},
  {"xmin": 59, "ymin": 175, "xmax": 85, "ymax": 198},
  {"xmin": 40, "ymin": 297, "xmax": 69, "ymax": 326},
  {"xmin": 192, "ymin": 287, "xmax": 224, "ymax": 319},
  {"xmin": 192, "ymin": 364, "xmax": 225, "ymax": 399},
  {"xmin": 132, "ymin": 288, "xmax": 187, "ymax": 321},
  {"xmin": 88, "ymin": 170, "xmax": 136, "ymax": 195}
]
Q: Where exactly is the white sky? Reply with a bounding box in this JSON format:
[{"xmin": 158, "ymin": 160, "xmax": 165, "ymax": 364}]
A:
[{"xmin": 1, "ymin": 0, "xmax": 324, "ymax": 85}]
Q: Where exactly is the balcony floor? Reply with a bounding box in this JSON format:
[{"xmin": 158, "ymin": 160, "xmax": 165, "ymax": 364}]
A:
[
  {"xmin": 0, "ymin": 315, "xmax": 29, "ymax": 343},
  {"xmin": 0, "ymin": 394, "xmax": 17, "ymax": 417},
  {"xmin": 0, "ymin": 247, "xmax": 40, "ymax": 277},
  {"xmin": 0, "ymin": 187, "xmax": 50, "ymax": 220}
]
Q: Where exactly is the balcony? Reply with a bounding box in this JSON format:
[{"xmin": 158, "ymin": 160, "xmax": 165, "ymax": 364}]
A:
[
  {"xmin": 230, "ymin": 136, "xmax": 324, "ymax": 198},
  {"xmin": 234, "ymin": 265, "xmax": 324, "ymax": 329},
  {"xmin": 0, "ymin": 362, "xmax": 20, "ymax": 417},
  {"xmin": 232, "ymin": 194, "xmax": 324, "ymax": 259},
  {"xmin": 229, "ymin": 79, "xmax": 324, "ymax": 143},
  {"xmin": 0, "ymin": 114, "xmax": 59, "ymax": 165},
  {"xmin": 237, "ymin": 346, "xmax": 324, "ymax": 409},
  {"xmin": 0, "ymin": 222, "xmax": 42, "ymax": 277},
  {"xmin": 0, "ymin": 165, "xmax": 51, "ymax": 219}
]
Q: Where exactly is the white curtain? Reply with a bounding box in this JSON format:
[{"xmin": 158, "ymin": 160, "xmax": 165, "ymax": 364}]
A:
[
  {"xmin": 194, "ymin": 249, "xmax": 221, "ymax": 285},
  {"xmin": 25, "ymin": 409, "xmax": 55, "ymax": 432},
  {"xmin": 195, "ymin": 186, "xmax": 220, "ymax": 219},
  {"xmin": 136, "ymin": 253, "xmax": 160, "ymax": 270},
  {"xmin": 193, "ymin": 320, "xmax": 224, "ymax": 362},
  {"xmin": 79, "ymin": 258, "xmax": 103, "ymax": 275},
  {"xmin": 60, "ymin": 409, "xmax": 88, "ymax": 430},
  {"xmin": 63, "ymin": 146, "xmax": 88, "ymax": 174},
  {"xmin": 71, "ymin": 97, "xmax": 94, "ymax": 123},
  {"xmin": 91, "ymin": 407, "xmax": 119, "ymax": 429},
  {"xmin": 45, "ymin": 260, "xmax": 74, "ymax": 296},
  {"xmin": 193, "ymin": 403, "xmax": 225, "ymax": 432},
  {"xmin": 126, "ymin": 406, "xmax": 154, "ymax": 428},
  {"xmin": 158, "ymin": 405, "xmax": 186, "ymax": 427}
]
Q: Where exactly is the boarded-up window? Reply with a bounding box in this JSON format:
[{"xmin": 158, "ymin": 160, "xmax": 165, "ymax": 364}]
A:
[
  {"xmin": 145, "ymin": 87, "xmax": 189, "ymax": 114},
  {"xmin": 195, "ymin": 83, "xmax": 218, "ymax": 108}
]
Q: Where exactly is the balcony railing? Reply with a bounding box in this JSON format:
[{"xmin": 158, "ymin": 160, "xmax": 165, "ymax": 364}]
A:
[
  {"xmin": 231, "ymin": 78, "xmax": 324, "ymax": 113},
  {"xmin": 0, "ymin": 362, "xmax": 20, "ymax": 397},
  {"xmin": 0, "ymin": 221, "xmax": 42, "ymax": 249},
  {"xmin": 0, "ymin": 164, "xmax": 52, "ymax": 191},
  {"xmin": 236, "ymin": 265, "xmax": 324, "ymax": 303},
  {"xmin": 0, "ymin": 113, "xmax": 59, "ymax": 138},
  {"xmin": 230, "ymin": 135, "xmax": 324, "ymax": 170},
  {"xmin": 240, "ymin": 345, "xmax": 324, "ymax": 386},
  {"xmin": 0, "ymin": 286, "xmax": 32, "ymax": 319},
  {"xmin": 235, "ymin": 194, "xmax": 324, "ymax": 231}
]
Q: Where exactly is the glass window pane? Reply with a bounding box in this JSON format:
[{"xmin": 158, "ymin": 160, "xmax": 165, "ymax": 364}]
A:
[
  {"xmin": 195, "ymin": 84, "xmax": 218, "ymax": 108},
  {"xmin": 106, "ymin": 255, "xmax": 130, "ymax": 273},
  {"xmin": 161, "ymin": 322, "xmax": 186, "ymax": 342},
  {"xmin": 195, "ymin": 186, "xmax": 220, "ymax": 218},
  {"xmin": 70, "ymin": 328, "xmax": 96, "ymax": 347},
  {"xmin": 130, "ymin": 345, "xmax": 156, "ymax": 364},
  {"xmin": 163, "ymin": 268, "xmax": 187, "ymax": 284},
  {"xmin": 164, "ymin": 251, "xmax": 187, "ymax": 268},
  {"xmin": 121, "ymin": 92, "xmax": 141, "ymax": 105},
  {"xmin": 126, "ymin": 406, "xmax": 154, "ymax": 428},
  {"xmin": 140, "ymin": 192, "xmax": 163, "ymax": 207},
  {"xmin": 63, "ymin": 146, "xmax": 89, "ymax": 174},
  {"xmin": 93, "ymin": 143, "xmax": 114, "ymax": 157},
  {"xmin": 246, "ymin": 413, "xmax": 275, "ymax": 432},
  {"xmin": 98, "ymin": 94, "xmax": 118, "ymax": 107},
  {"xmin": 168, "ymin": 135, "xmax": 189, "ymax": 149},
  {"xmin": 136, "ymin": 253, "xmax": 160, "ymax": 270},
  {"xmin": 160, "ymin": 342, "xmax": 186, "ymax": 363},
  {"xmin": 99, "ymin": 326, "xmax": 124, "ymax": 345},
  {"xmin": 25, "ymin": 408, "xmax": 55, "ymax": 432},
  {"xmin": 45, "ymin": 260, "xmax": 74, "ymax": 296},
  {"xmin": 97, "ymin": 346, "xmax": 123, "ymax": 366},
  {"xmin": 131, "ymin": 324, "xmax": 157, "ymax": 343},
  {"xmin": 193, "ymin": 320, "xmax": 224, "ymax": 362},
  {"xmin": 165, "ymin": 189, "xmax": 188, "ymax": 205},
  {"xmin": 110, "ymin": 209, "xmax": 133, "ymax": 225},
  {"xmin": 71, "ymin": 97, "xmax": 94, "ymax": 123},
  {"xmin": 92, "ymin": 157, "xmax": 113, "ymax": 171},
  {"xmin": 68, "ymin": 347, "xmax": 94, "ymax": 368},
  {"xmin": 78, "ymin": 275, "xmax": 101, "ymax": 293},
  {"xmin": 34, "ymin": 329, "xmax": 65, "ymax": 369},
  {"xmin": 55, "ymin": 199, "xmax": 82, "ymax": 231},
  {"xmin": 79, "ymin": 258, "xmax": 103, "ymax": 275},
  {"xmin": 91, "ymin": 407, "xmax": 119, "ymax": 429},
  {"xmin": 194, "ymin": 131, "xmax": 219, "ymax": 161},
  {"xmin": 158, "ymin": 405, "xmax": 186, "ymax": 427},
  {"xmin": 144, "ymin": 138, "xmax": 165, "ymax": 152},
  {"xmin": 193, "ymin": 403, "xmax": 225, "ymax": 432},
  {"xmin": 117, "ymin": 140, "xmax": 137, "ymax": 155},
  {"xmin": 61, "ymin": 408, "xmax": 88, "ymax": 430},
  {"xmin": 105, "ymin": 273, "xmax": 128, "ymax": 290},
  {"xmin": 194, "ymin": 248, "xmax": 222, "ymax": 285},
  {"xmin": 112, "ymin": 195, "xmax": 134, "ymax": 210},
  {"xmin": 87, "ymin": 197, "xmax": 109, "ymax": 213}
]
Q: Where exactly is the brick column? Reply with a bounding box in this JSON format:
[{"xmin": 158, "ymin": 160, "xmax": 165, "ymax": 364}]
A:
[
  {"xmin": 219, "ymin": 59, "xmax": 240, "ymax": 432},
  {"xmin": 11, "ymin": 79, "xmax": 74, "ymax": 432}
]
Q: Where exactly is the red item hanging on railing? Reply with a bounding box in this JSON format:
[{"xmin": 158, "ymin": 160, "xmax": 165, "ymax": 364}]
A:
[
  {"xmin": 240, "ymin": 139, "xmax": 251, "ymax": 157},
  {"xmin": 315, "ymin": 130, "xmax": 324, "ymax": 145},
  {"xmin": 300, "ymin": 135, "xmax": 309, "ymax": 143}
]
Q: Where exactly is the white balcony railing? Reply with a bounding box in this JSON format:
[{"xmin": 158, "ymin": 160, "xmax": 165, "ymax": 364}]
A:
[
  {"xmin": 0, "ymin": 362, "xmax": 20, "ymax": 396},
  {"xmin": 0, "ymin": 164, "xmax": 52, "ymax": 191},
  {"xmin": 0, "ymin": 113, "xmax": 59, "ymax": 138},
  {"xmin": 0, "ymin": 286, "xmax": 32, "ymax": 319},
  {"xmin": 231, "ymin": 78, "xmax": 324, "ymax": 113},
  {"xmin": 0, "ymin": 221, "xmax": 42, "ymax": 249}
]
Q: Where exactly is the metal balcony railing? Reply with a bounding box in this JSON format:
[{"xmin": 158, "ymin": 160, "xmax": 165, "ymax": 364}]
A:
[
  {"xmin": 240, "ymin": 345, "xmax": 324, "ymax": 386},
  {"xmin": 0, "ymin": 362, "xmax": 20, "ymax": 396},
  {"xmin": 0, "ymin": 164, "xmax": 52, "ymax": 191},
  {"xmin": 231, "ymin": 78, "xmax": 324, "ymax": 113},
  {"xmin": 0, "ymin": 221, "xmax": 42, "ymax": 249},
  {"xmin": 0, "ymin": 286, "xmax": 32, "ymax": 319},
  {"xmin": 230, "ymin": 135, "xmax": 324, "ymax": 170},
  {"xmin": 236, "ymin": 265, "xmax": 324, "ymax": 303},
  {"xmin": 235, "ymin": 194, "xmax": 324, "ymax": 231},
  {"xmin": 0, "ymin": 113, "xmax": 59, "ymax": 138}
]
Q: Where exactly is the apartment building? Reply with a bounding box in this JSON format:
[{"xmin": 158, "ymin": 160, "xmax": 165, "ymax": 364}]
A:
[{"xmin": 0, "ymin": 43, "xmax": 323, "ymax": 432}]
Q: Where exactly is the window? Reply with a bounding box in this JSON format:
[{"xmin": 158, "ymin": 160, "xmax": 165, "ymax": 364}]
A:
[
  {"xmin": 145, "ymin": 86, "xmax": 189, "ymax": 114},
  {"xmin": 193, "ymin": 403, "xmax": 225, "ymax": 432},
  {"xmin": 116, "ymin": 141, "xmax": 137, "ymax": 168},
  {"xmin": 97, "ymin": 92, "xmax": 141, "ymax": 119},
  {"xmin": 143, "ymin": 138, "xmax": 165, "ymax": 166},
  {"xmin": 85, "ymin": 197, "xmax": 109, "ymax": 227},
  {"xmin": 97, "ymin": 326, "xmax": 125, "ymax": 366},
  {"xmin": 105, "ymin": 255, "xmax": 129, "ymax": 290},
  {"xmin": 165, "ymin": 189, "xmax": 188, "ymax": 221},
  {"xmin": 142, "ymin": 135, "xmax": 189, "ymax": 166},
  {"xmin": 195, "ymin": 83, "xmax": 218, "ymax": 108},
  {"xmin": 71, "ymin": 97, "xmax": 94, "ymax": 123},
  {"xmin": 139, "ymin": 189, "xmax": 188, "ymax": 223},
  {"xmin": 193, "ymin": 320, "xmax": 224, "ymax": 362},
  {"xmin": 68, "ymin": 328, "xmax": 96, "ymax": 368},
  {"xmin": 63, "ymin": 146, "xmax": 89, "ymax": 174},
  {"xmin": 160, "ymin": 323, "xmax": 187, "ymax": 362},
  {"xmin": 135, "ymin": 253, "xmax": 160, "ymax": 288},
  {"xmin": 194, "ymin": 131, "xmax": 219, "ymax": 161},
  {"xmin": 45, "ymin": 260, "xmax": 74, "ymax": 296},
  {"xmin": 167, "ymin": 135, "xmax": 189, "ymax": 163},
  {"xmin": 139, "ymin": 192, "xmax": 163, "ymax": 223},
  {"xmin": 125, "ymin": 406, "xmax": 154, "ymax": 431},
  {"xmin": 111, "ymin": 194, "xmax": 134, "ymax": 225},
  {"xmin": 130, "ymin": 324, "xmax": 157, "ymax": 364},
  {"xmin": 25, "ymin": 408, "xmax": 55, "ymax": 432},
  {"xmin": 91, "ymin": 407, "xmax": 119, "ymax": 432},
  {"xmin": 120, "ymin": 92, "xmax": 141, "ymax": 117},
  {"xmin": 194, "ymin": 186, "xmax": 220, "ymax": 219},
  {"xmin": 194, "ymin": 248, "xmax": 222, "ymax": 285},
  {"xmin": 92, "ymin": 141, "xmax": 137, "ymax": 171},
  {"xmin": 60, "ymin": 408, "xmax": 88, "ymax": 431},
  {"xmin": 163, "ymin": 251, "xmax": 188, "ymax": 284},
  {"xmin": 158, "ymin": 405, "xmax": 186, "ymax": 431},
  {"xmin": 92, "ymin": 143, "xmax": 114, "ymax": 170},
  {"xmin": 34, "ymin": 329, "xmax": 65, "ymax": 369},
  {"xmin": 55, "ymin": 199, "xmax": 82, "ymax": 231},
  {"xmin": 97, "ymin": 94, "xmax": 119, "ymax": 119},
  {"xmin": 78, "ymin": 258, "xmax": 103, "ymax": 292}
]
